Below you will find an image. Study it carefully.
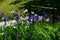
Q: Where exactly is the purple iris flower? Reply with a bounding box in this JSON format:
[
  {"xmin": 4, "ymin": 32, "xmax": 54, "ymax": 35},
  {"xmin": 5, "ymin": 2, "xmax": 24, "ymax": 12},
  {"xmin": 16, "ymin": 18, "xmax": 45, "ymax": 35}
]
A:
[
  {"xmin": 43, "ymin": 12, "xmax": 48, "ymax": 17},
  {"xmin": 29, "ymin": 21, "xmax": 32, "ymax": 25},
  {"xmin": 25, "ymin": 13, "xmax": 29, "ymax": 16},
  {"xmin": 35, "ymin": 16, "xmax": 39, "ymax": 20},
  {"xmin": 5, "ymin": 32, "xmax": 9, "ymax": 35},
  {"xmin": 0, "ymin": 12, "xmax": 4, "ymax": 15},
  {"xmin": 58, "ymin": 17, "xmax": 60, "ymax": 20},
  {"xmin": 54, "ymin": 19, "xmax": 58, "ymax": 22},
  {"xmin": 42, "ymin": 16, "xmax": 44, "ymax": 20},
  {"xmin": 16, "ymin": 34, "xmax": 22, "ymax": 38},
  {"xmin": 27, "ymin": 18, "xmax": 31, "ymax": 21},
  {"xmin": 15, "ymin": 14, "xmax": 19, "ymax": 16},
  {"xmin": 44, "ymin": 13, "xmax": 48, "ymax": 17},
  {"xmin": 15, "ymin": 14, "xmax": 19, "ymax": 20},
  {"xmin": 31, "ymin": 16, "xmax": 35, "ymax": 20},
  {"xmin": 15, "ymin": 16, "xmax": 19, "ymax": 20},
  {"xmin": 4, "ymin": 16, "xmax": 9, "ymax": 21}
]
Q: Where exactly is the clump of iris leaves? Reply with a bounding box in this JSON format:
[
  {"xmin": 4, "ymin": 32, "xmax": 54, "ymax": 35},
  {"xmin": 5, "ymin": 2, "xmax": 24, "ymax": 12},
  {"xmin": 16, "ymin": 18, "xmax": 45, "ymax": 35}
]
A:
[{"xmin": 0, "ymin": 10, "xmax": 60, "ymax": 40}]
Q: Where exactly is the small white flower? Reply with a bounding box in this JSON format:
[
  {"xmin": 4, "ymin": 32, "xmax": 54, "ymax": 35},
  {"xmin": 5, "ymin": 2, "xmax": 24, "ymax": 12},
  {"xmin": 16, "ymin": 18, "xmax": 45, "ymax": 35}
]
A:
[
  {"xmin": 11, "ymin": 20, "xmax": 17, "ymax": 26},
  {"xmin": 20, "ymin": 16, "xmax": 23, "ymax": 20},
  {"xmin": 39, "ymin": 16, "xmax": 43, "ymax": 21},
  {"xmin": 23, "ymin": 9, "xmax": 28, "ymax": 13},
  {"xmin": 0, "ymin": 32, "xmax": 4, "ymax": 35},
  {"xmin": 11, "ymin": 20, "xmax": 16, "ymax": 24},
  {"xmin": 39, "ymin": 23, "xmax": 40, "ymax": 25},
  {"xmin": 25, "ymin": 16, "xmax": 29, "ymax": 19},
  {"xmin": 31, "ymin": 12, "xmax": 34, "ymax": 14},
  {"xmin": 2, "ymin": 17, "xmax": 4, "ymax": 20},
  {"xmin": 6, "ymin": 21, "xmax": 11, "ymax": 26},
  {"xmin": 5, "ymin": 24, "xmax": 10, "ymax": 27},
  {"xmin": 5, "ymin": 20, "xmax": 17, "ymax": 27},
  {"xmin": 22, "ymin": 21, "xmax": 24, "ymax": 24},
  {"xmin": 27, "ymin": 21, "xmax": 29, "ymax": 24},
  {"xmin": 22, "ymin": 18, "xmax": 25, "ymax": 20},
  {"xmin": 46, "ymin": 18, "xmax": 49, "ymax": 21},
  {"xmin": 0, "ymin": 21, "xmax": 5, "ymax": 27},
  {"xmin": 20, "ymin": 16, "xmax": 23, "ymax": 19},
  {"xmin": 34, "ymin": 14, "xmax": 37, "ymax": 16},
  {"xmin": 31, "ymin": 19, "xmax": 33, "ymax": 21},
  {"xmin": 11, "ymin": 24, "xmax": 14, "ymax": 26},
  {"xmin": 25, "ymin": 26, "xmax": 29, "ymax": 28},
  {"xmin": 11, "ymin": 10, "xmax": 15, "ymax": 13},
  {"xmin": 13, "ymin": 26, "xmax": 17, "ymax": 29}
]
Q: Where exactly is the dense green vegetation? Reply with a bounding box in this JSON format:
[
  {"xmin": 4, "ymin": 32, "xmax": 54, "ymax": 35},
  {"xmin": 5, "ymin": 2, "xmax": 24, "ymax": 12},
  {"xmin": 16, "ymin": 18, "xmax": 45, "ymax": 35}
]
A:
[{"xmin": 0, "ymin": 0, "xmax": 60, "ymax": 40}]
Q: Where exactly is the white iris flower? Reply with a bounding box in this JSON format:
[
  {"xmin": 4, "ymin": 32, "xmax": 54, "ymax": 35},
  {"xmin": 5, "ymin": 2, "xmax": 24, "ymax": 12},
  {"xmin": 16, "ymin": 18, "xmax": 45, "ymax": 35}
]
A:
[
  {"xmin": 31, "ymin": 12, "xmax": 34, "ymax": 14},
  {"xmin": 23, "ymin": 9, "xmax": 28, "ymax": 13}
]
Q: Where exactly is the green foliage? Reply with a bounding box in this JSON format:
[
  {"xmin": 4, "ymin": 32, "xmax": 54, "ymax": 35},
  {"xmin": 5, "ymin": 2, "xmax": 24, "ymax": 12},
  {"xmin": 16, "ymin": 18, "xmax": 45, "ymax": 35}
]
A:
[
  {"xmin": 0, "ymin": 0, "xmax": 5, "ymax": 3},
  {"xmin": 0, "ymin": 22, "xmax": 59, "ymax": 40},
  {"xmin": 0, "ymin": 0, "xmax": 60, "ymax": 40},
  {"xmin": 24, "ymin": 0, "xmax": 60, "ymax": 16},
  {"xmin": 9, "ymin": 0, "xmax": 22, "ymax": 5}
]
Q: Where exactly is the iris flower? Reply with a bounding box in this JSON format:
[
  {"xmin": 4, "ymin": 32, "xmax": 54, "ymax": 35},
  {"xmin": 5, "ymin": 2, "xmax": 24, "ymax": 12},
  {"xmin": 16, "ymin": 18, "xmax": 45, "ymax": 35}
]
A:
[
  {"xmin": 15, "ymin": 14, "xmax": 19, "ymax": 20},
  {"xmin": 31, "ymin": 16, "xmax": 35, "ymax": 20},
  {"xmin": 5, "ymin": 32, "xmax": 9, "ymax": 36},
  {"xmin": 31, "ymin": 12, "xmax": 34, "ymax": 14},
  {"xmin": 29, "ymin": 21, "xmax": 32, "ymax": 25},
  {"xmin": 23, "ymin": 9, "xmax": 28, "ymax": 13},
  {"xmin": 25, "ymin": 13, "xmax": 29, "ymax": 16},
  {"xmin": 4, "ymin": 16, "xmax": 9, "ymax": 21},
  {"xmin": 16, "ymin": 34, "xmax": 22, "ymax": 38},
  {"xmin": 35, "ymin": 16, "xmax": 39, "ymax": 20},
  {"xmin": 0, "ymin": 12, "xmax": 4, "ymax": 15}
]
